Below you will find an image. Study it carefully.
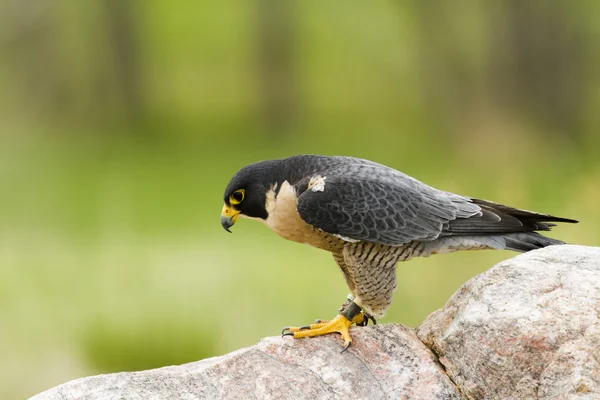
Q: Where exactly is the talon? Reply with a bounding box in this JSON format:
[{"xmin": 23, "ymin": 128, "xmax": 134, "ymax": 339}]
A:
[
  {"xmin": 358, "ymin": 313, "xmax": 377, "ymax": 326},
  {"xmin": 284, "ymin": 314, "xmax": 354, "ymax": 348},
  {"xmin": 283, "ymin": 321, "xmax": 330, "ymax": 334},
  {"xmin": 281, "ymin": 300, "xmax": 364, "ymax": 349},
  {"xmin": 341, "ymin": 340, "xmax": 352, "ymax": 353}
]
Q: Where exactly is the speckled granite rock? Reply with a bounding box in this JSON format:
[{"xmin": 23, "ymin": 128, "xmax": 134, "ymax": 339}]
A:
[
  {"xmin": 417, "ymin": 245, "xmax": 600, "ymax": 399},
  {"xmin": 30, "ymin": 324, "xmax": 462, "ymax": 400},
  {"xmin": 31, "ymin": 245, "xmax": 600, "ymax": 400}
]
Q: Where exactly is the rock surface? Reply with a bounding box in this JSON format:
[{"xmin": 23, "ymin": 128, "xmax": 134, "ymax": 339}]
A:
[
  {"xmin": 31, "ymin": 324, "xmax": 462, "ymax": 400},
  {"xmin": 417, "ymin": 245, "xmax": 600, "ymax": 399},
  {"xmin": 31, "ymin": 245, "xmax": 600, "ymax": 400}
]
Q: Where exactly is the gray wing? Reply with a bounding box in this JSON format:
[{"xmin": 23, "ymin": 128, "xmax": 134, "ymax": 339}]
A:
[{"xmin": 295, "ymin": 170, "xmax": 482, "ymax": 246}]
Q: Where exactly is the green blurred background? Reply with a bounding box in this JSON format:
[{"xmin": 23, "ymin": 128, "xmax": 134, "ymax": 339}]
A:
[{"xmin": 1, "ymin": 1, "xmax": 598, "ymax": 398}]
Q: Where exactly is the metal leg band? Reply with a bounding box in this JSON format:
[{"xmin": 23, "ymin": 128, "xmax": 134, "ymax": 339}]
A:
[{"xmin": 340, "ymin": 300, "xmax": 362, "ymax": 321}]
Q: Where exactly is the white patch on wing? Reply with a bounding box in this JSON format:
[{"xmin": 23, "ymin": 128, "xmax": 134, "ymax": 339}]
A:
[
  {"xmin": 308, "ymin": 175, "xmax": 326, "ymax": 192},
  {"xmin": 332, "ymin": 233, "xmax": 360, "ymax": 243}
]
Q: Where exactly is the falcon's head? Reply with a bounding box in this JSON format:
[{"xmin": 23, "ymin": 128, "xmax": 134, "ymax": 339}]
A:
[{"xmin": 220, "ymin": 160, "xmax": 285, "ymax": 232}]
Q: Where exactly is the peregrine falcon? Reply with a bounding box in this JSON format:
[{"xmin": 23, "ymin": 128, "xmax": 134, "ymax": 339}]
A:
[{"xmin": 220, "ymin": 155, "xmax": 577, "ymax": 349}]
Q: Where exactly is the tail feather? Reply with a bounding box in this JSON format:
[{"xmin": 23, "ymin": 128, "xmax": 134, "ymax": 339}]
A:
[
  {"xmin": 502, "ymin": 232, "xmax": 565, "ymax": 252},
  {"xmin": 446, "ymin": 198, "xmax": 578, "ymax": 236},
  {"xmin": 422, "ymin": 198, "xmax": 576, "ymax": 256},
  {"xmin": 472, "ymin": 198, "xmax": 578, "ymax": 227}
]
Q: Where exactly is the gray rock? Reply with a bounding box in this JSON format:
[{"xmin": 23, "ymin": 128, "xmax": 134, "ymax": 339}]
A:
[
  {"xmin": 417, "ymin": 245, "xmax": 600, "ymax": 399},
  {"xmin": 31, "ymin": 324, "xmax": 462, "ymax": 400},
  {"xmin": 31, "ymin": 245, "xmax": 600, "ymax": 400}
]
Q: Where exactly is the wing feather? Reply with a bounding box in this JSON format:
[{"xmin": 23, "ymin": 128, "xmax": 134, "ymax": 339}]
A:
[
  {"xmin": 293, "ymin": 159, "xmax": 576, "ymax": 246},
  {"xmin": 296, "ymin": 170, "xmax": 480, "ymax": 245}
]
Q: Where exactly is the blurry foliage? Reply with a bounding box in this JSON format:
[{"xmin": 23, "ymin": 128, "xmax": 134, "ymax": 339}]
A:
[
  {"xmin": 82, "ymin": 317, "xmax": 216, "ymax": 372},
  {"xmin": 0, "ymin": 1, "xmax": 598, "ymax": 399}
]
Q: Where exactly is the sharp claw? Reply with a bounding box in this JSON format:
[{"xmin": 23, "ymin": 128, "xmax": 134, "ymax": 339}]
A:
[
  {"xmin": 341, "ymin": 341, "xmax": 352, "ymax": 353},
  {"xmin": 281, "ymin": 305, "xmax": 357, "ymax": 349}
]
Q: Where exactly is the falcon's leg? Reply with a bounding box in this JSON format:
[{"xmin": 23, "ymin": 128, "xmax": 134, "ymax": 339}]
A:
[
  {"xmin": 341, "ymin": 243, "xmax": 402, "ymax": 318},
  {"xmin": 282, "ymin": 300, "xmax": 367, "ymax": 350},
  {"xmin": 333, "ymin": 252, "xmax": 379, "ymax": 325},
  {"xmin": 336, "ymin": 295, "xmax": 376, "ymax": 326},
  {"xmin": 284, "ymin": 294, "xmax": 376, "ymax": 328}
]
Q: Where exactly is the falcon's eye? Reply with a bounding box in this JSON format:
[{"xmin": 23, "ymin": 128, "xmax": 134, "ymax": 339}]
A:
[{"xmin": 230, "ymin": 189, "xmax": 245, "ymax": 205}]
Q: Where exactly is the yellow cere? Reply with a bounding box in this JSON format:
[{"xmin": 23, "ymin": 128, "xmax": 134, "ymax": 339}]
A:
[{"xmin": 222, "ymin": 204, "xmax": 240, "ymax": 220}]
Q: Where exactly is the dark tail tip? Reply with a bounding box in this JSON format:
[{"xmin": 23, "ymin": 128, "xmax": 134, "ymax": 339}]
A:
[{"xmin": 504, "ymin": 232, "xmax": 566, "ymax": 252}]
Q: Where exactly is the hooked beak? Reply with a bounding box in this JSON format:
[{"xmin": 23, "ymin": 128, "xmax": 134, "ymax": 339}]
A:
[{"xmin": 221, "ymin": 204, "xmax": 240, "ymax": 233}]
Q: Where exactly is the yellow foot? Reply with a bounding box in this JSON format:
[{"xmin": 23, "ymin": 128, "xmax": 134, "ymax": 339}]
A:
[{"xmin": 281, "ymin": 312, "xmax": 366, "ymax": 351}]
